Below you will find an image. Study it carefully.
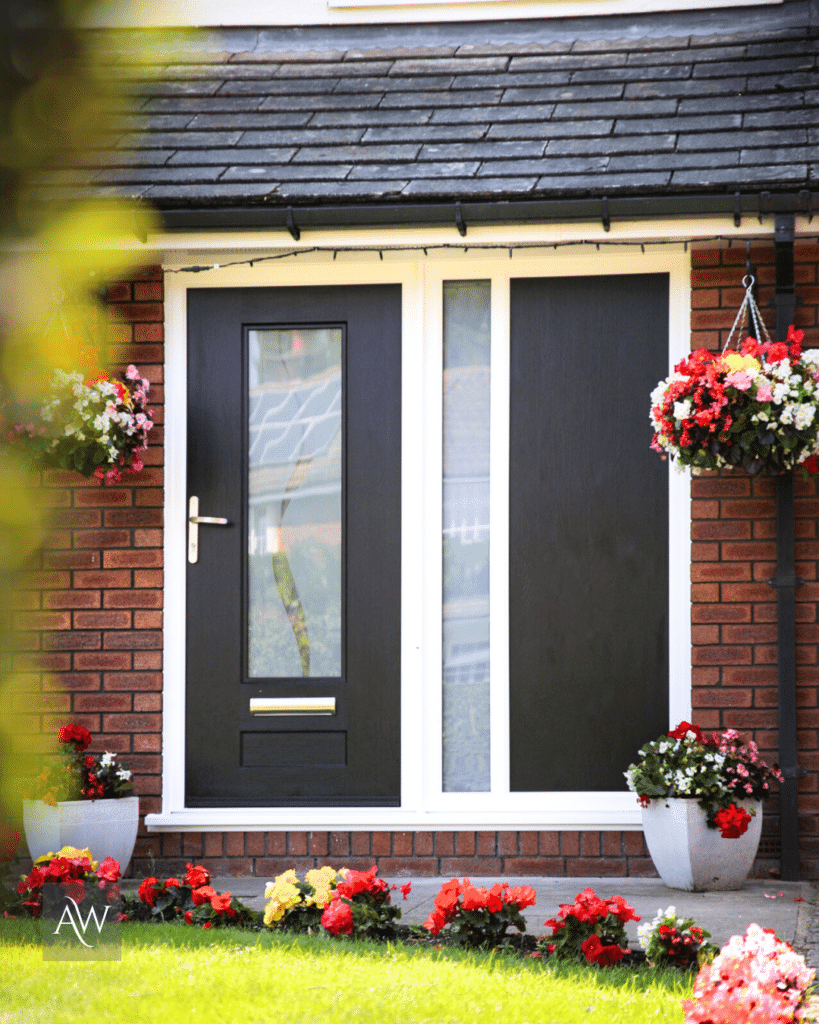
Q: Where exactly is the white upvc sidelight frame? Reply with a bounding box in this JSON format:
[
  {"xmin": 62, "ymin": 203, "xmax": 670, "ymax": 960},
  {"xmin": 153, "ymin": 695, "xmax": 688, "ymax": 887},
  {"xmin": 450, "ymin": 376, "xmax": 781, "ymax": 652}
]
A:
[{"xmin": 148, "ymin": 222, "xmax": 711, "ymax": 835}]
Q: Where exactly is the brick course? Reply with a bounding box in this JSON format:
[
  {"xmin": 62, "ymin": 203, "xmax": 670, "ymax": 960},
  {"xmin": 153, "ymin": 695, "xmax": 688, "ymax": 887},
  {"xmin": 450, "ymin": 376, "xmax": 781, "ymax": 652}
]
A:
[{"xmin": 17, "ymin": 243, "xmax": 819, "ymax": 881}]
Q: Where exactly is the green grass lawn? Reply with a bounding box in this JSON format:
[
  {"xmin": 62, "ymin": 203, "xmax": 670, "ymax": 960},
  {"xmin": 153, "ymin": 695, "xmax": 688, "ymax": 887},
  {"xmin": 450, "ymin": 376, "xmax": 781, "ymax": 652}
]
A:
[{"xmin": 0, "ymin": 919, "xmax": 693, "ymax": 1024}]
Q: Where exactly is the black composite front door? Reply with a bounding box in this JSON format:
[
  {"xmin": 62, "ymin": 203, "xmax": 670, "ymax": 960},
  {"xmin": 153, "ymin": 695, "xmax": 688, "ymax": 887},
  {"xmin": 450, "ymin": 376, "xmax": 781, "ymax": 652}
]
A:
[{"xmin": 186, "ymin": 285, "xmax": 401, "ymax": 807}]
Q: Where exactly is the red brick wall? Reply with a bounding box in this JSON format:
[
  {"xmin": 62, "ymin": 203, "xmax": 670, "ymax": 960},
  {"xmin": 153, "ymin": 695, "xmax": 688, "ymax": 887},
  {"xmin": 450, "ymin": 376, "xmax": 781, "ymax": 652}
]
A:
[
  {"xmin": 690, "ymin": 240, "xmax": 819, "ymax": 879},
  {"xmin": 14, "ymin": 265, "xmax": 165, "ymax": 864},
  {"xmin": 17, "ymin": 243, "xmax": 819, "ymax": 882}
]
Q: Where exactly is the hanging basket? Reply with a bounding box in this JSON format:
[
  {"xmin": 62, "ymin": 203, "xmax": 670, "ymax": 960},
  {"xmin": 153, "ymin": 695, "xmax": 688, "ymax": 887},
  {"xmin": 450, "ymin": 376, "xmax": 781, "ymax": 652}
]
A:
[{"xmin": 650, "ymin": 276, "xmax": 818, "ymax": 475}]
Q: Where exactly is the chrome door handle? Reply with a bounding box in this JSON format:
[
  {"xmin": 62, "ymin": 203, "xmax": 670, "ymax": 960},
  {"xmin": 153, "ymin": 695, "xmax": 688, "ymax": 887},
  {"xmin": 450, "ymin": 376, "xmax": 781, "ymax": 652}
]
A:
[{"xmin": 188, "ymin": 496, "xmax": 230, "ymax": 563}]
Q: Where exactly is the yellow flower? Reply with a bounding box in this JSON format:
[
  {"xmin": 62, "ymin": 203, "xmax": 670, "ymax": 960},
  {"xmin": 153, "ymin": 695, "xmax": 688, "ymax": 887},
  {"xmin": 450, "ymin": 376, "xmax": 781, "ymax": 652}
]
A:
[
  {"xmin": 35, "ymin": 846, "xmax": 97, "ymax": 870},
  {"xmin": 263, "ymin": 868, "xmax": 302, "ymax": 927},
  {"xmin": 305, "ymin": 866, "xmax": 337, "ymax": 909},
  {"xmin": 722, "ymin": 352, "xmax": 760, "ymax": 374}
]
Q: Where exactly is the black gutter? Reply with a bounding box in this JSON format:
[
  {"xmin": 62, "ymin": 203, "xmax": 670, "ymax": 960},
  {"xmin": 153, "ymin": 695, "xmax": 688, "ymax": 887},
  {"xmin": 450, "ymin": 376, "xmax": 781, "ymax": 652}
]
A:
[
  {"xmin": 771, "ymin": 212, "xmax": 804, "ymax": 881},
  {"xmin": 155, "ymin": 191, "xmax": 819, "ymax": 235}
]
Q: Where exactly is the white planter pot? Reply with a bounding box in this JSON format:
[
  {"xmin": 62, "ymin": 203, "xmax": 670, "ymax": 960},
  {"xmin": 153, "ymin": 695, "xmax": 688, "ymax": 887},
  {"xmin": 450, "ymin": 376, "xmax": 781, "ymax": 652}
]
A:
[
  {"xmin": 23, "ymin": 797, "xmax": 139, "ymax": 874},
  {"xmin": 641, "ymin": 797, "xmax": 762, "ymax": 892}
]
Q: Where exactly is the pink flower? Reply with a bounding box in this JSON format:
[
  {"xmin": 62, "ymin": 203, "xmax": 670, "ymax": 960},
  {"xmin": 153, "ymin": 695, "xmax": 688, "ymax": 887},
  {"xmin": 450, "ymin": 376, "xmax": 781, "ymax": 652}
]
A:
[
  {"xmin": 755, "ymin": 380, "xmax": 773, "ymax": 402},
  {"xmin": 725, "ymin": 370, "xmax": 753, "ymax": 391},
  {"xmin": 125, "ymin": 365, "xmax": 140, "ymax": 380}
]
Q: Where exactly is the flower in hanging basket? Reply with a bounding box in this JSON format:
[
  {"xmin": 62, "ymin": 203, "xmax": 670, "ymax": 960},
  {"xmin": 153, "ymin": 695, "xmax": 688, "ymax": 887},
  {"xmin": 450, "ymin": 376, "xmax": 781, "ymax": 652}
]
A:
[
  {"xmin": 8, "ymin": 357, "xmax": 152, "ymax": 484},
  {"xmin": 650, "ymin": 325, "xmax": 819, "ymax": 475},
  {"xmin": 625, "ymin": 722, "xmax": 781, "ymax": 832}
]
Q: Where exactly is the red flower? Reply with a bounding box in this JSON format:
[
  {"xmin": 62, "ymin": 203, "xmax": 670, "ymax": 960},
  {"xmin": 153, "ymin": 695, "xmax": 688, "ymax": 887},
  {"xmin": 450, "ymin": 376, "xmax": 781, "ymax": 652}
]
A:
[
  {"xmin": 96, "ymin": 857, "xmax": 122, "ymax": 883},
  {"xmin": 210, "ymin": 892, "xmax": 235, "ymax": 917},
  {"xmin": 504, "ymin": 885, "xmax": 536, "ymax": 910},
  {"xmin": 321, "ymin": 899, "xmax": 354, "ymax": 936},
  {"xmin": 191, "ymin": 885, "xmax": 217, "ymax": 907},
  {"xmin": 184, "ymin": 863, "xmax": 210, "ymax": 888},
  {"xmin": 423, "ymin": 908, "xmax": 449, "ymax": 935},
  {"xmin": 164, "ymin": 878, "xmax": 181, "ymax": 889},
  {"xmin": 138, "ymin": 876, "xmax": 161, "ymax": 907},
  {"xmin": 202, "ymin": 921, "xmax": 213, "ymax": 930},
  {"xmin": 580, "ymin": 934, "xmax": 627, "ymax": 966},
  {"xmin": 184, "ymin": 911, "xmax": 194, "ymax": 924},
  {"xmin": 668, "ymin": 721, "xmax": 704, "ymax": 743},
  {"xmin": 399, "ymin": 882, "xmax": 412, "ymax": 900},
  {"xmin": 58, "ymin": 724, "xmax": 91, "ymax": 751},
  {"xmin": 637, "ymin": 795, "xmax": 651, "ymax": 808},
  {"xmin": 61, "ymin": 879, "xmax": 85, "ymax": 905},
  {"xmin": 714, "ymin": 803, "xmax": 752, "ymax": 838}
]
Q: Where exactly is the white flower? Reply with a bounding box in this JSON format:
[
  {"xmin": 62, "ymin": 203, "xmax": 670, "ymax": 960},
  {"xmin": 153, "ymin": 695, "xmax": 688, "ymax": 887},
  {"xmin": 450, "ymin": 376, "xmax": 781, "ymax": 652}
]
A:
[
  {"xmin": 673, "ymin": 399, "xmax": 692, "ymax": 422},
  {"xmin": 780, "ymin": 404, "xmax": 797, "ymax": 426},
  {"xmin": 100, "ymin": 752, "xmax": 116, "ymax": 767},
  {"xmin": 116, "ymin": 768, "xmax": 131, "ymax": 781},
  {"xmin": 795, "ymin": 404, "xmax": 816, "ymax": 430}
]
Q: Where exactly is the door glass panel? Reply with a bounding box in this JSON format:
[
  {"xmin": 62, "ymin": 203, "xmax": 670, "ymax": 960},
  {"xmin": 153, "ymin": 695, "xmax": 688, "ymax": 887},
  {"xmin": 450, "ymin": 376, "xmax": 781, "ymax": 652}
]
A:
[
  {"xmin": 247, "ymin": 327, "xmax": 342, "ymax": 678},
  {"xmin": 442, "ymin": 281, "xmax": 490, "ymax": 792}
]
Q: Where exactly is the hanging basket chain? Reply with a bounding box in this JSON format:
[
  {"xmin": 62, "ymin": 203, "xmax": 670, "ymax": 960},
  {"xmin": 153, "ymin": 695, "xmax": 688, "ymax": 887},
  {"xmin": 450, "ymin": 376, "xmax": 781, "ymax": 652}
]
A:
[{"xmin": 722, "ymin": 275, "xmax": 773, "ymax": 354}]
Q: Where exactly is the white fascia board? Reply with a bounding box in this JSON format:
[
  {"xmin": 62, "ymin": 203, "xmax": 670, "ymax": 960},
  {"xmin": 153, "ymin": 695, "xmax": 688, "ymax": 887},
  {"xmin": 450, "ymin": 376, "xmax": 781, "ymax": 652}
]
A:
[
  {"xmin": 82, "ymin": 0, "xmax": 780, "ymax": 28},
  {"xmin": 154, "ymin": 216, "xmax": 782, "ymax": 263}
]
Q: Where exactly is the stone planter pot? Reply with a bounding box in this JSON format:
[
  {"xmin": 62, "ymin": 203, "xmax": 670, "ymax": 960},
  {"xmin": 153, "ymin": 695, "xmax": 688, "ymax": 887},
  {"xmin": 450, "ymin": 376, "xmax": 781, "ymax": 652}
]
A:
[
  {"xmin": 641, "ymin": 797, "xmax": 762, "ymax": 891},
  {"xmin": 23, "ymin": 796, "xmax": 139, "ymax": 873}
]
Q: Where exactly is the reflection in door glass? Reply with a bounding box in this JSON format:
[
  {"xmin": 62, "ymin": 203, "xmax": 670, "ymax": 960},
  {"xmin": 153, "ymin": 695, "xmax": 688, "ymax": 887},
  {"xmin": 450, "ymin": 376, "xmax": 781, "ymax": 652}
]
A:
[
  {"xmin": 247, "ymin": 328, "xmax": 342, "ymax": 678},
  {"xmin": 443, "ymin": 281, "xmax": 490, "ymax": 792}
]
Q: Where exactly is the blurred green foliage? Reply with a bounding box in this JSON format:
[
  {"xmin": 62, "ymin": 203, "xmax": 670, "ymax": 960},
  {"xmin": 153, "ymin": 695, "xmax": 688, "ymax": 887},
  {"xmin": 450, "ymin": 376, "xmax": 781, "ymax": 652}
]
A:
[{"xmin": 0, "ymin": 1, "xmax": 160, "ymax": 827}]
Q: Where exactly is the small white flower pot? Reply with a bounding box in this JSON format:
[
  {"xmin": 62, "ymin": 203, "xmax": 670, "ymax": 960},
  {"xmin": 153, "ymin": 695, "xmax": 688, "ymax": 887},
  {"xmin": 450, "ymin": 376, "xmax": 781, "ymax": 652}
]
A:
[
  {"xmin": 23, "ymin": 796, "xmax": 140, "ymax": 873},
  {"xmin": 641, "ymin": 797, "xmax": 762, "ymax": 891}
]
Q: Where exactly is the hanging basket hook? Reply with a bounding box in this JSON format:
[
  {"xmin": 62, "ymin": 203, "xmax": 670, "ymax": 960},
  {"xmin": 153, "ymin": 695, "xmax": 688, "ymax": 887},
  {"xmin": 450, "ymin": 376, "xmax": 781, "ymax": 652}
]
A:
[{"xmin": 722, "ymin": 273, "xmax": 772, "ymax": 353}]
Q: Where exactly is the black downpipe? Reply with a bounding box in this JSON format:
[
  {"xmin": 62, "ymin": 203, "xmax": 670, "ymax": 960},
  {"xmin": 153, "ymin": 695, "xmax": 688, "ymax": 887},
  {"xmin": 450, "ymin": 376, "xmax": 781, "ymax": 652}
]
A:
[{"xmin": 770, "ymin": 212, "xmax": 803, "ymax": 880}]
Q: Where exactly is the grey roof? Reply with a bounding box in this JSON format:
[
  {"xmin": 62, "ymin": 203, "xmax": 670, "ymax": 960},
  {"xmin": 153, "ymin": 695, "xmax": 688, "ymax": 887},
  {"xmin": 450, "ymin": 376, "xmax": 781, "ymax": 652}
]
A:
[{"xmin": 62, "ymin": 4, "xmax": 819, "ymax": 219}]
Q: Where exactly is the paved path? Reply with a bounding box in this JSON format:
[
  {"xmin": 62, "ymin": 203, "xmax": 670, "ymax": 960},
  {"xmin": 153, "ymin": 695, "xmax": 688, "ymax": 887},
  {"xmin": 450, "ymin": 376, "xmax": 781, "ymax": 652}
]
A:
[{"xmin": 210, "ymin": 874, "xmax": 817, "ymax": 959}]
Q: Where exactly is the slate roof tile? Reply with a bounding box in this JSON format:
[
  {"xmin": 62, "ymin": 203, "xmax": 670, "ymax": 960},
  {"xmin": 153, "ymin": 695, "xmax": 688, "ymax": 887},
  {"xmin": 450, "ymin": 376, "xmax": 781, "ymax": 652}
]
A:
[
  {"xmin": 94, "ymin": 165, "xmax": 227, "ymax": 184},
  {"xmin": 624, "ymin": 77, "xmax": 745, "ymax": 98},
  {"xmin": 348, "ymin": 161, "xmax": 480, "ymax": 180},
  {"xmin": 222, "ymin": 164, "xmax": 353, "ymax": 181},
  {"xmin": 677, "ymin": 128, "xmax": 809, "ymax": 150},
  {"xmin": 502, "ymin": 84, "xmax": 625, "ymax": 103},
  {"xmin": 570, "ymin": 63, "xmax": 692, "ymax": 83},
  {"xmin": 678, "ymin": 93, "xmax": 805, "ymax": 114},
  {"xmin": 486, "ymin": 120, "xmax": 613, "ymax": 140},
  {"xmin": 546, "ymin": 135, "xmax": 676, "ymax": 155},
  {"xmin": 402, "ymin": 177, "xmax": 538, "ymax": 195},
  {"xmin": 479, "ymin": 156, "xmax": 608, "ymax": 175},
  {"xmin": 116, "ymin": 130, "xmax": 243, "ymax": 148},
  {"xmin": 362, "ymin": 124, "xmax": 487, "ymax": 143},
  {"xmin": 74, "ymin": 13, "xmax": 817, "ymax": 211},
  {"xmin": 290, "ymin": 144, "xmax": 421, "ymax": 163},
  {"xmin": 273, "ymin": 180, "xmax": 407, "ymax": 197},
  {"xmin": 508, "ymin": 53, "xmax": 627, "ymax": 72},
  {"xmin": 187, "ymin": 113, "xmax": 313, "ymax": 129},
  {"xmin": 381, "ymin": 89, "xmax": 504, "ymax": 108},
  {"xmin": 167, "ymin": 148, "xmax": 297, "ymax": 165},
  {"xmin": 238, "ymin": 129, "xmax": 365, "ymax": 147},
  {"xmin": 421, "ymin": 141, "xmax": 546, "ymax": 160},
  {"xmin": 432, "ymin": 104, "xmax": 555, "ymax": 124},
  {"xmin": 319, "ymin": 110, "xmax": 433, "ymax": 128},
  {"xmin": 391, "ymin": 56, "xmax": 509, "ymax": 75},
  {"xmin": 535, "ymin": 171, "xmax": 671, "ymax": 190},
  {"xmin": 612, "ymin": 114, "xmax": 742, "ymax": 134},
  {"xmin": 671, "ymin": 165, "xmax": 809, "ymax": 186}
]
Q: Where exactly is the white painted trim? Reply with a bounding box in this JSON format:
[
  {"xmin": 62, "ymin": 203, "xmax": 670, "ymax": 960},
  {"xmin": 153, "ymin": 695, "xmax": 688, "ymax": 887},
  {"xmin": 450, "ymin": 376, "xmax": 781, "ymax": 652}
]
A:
[
  {"xmin": 82, "ymin": 0, "xmax": 781, "ymax": 27},
  {"xmin": 152, "ymin": 236, "xmax": 694, "ymax": 834}
]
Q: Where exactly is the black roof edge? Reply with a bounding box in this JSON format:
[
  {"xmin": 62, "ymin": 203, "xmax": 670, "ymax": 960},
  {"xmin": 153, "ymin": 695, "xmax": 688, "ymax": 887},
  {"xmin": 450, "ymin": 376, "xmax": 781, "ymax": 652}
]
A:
[{"xmin": 156, "ymin": 191, "xmax": 819, "ymax": 235}]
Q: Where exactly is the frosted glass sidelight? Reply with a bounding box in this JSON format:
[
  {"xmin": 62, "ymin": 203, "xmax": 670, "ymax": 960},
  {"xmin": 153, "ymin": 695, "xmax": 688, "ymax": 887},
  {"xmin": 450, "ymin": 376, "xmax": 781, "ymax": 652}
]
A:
[
  {"xmin": 247, "ymin": 327, "xmax": 342, "ymax": 678},
  {"xmin": 442, "ymin": 281, "xmax": 491, "ymax": 792}
]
